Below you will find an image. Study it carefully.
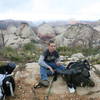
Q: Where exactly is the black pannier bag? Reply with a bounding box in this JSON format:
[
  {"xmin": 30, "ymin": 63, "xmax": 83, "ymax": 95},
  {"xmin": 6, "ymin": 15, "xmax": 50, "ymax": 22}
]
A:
[
  {"xmin": 63, "ymin": 60, "xmax": 95, "ymax": 89},
  {"xmin": 0, "ymin": 63, "xmax": 16, "ymax": 74},
  {"xmin": 2, "ymin": 76, "xmax": 15, "ymax": 96},
  {"xmin": 0, "ymin": 63, "xmax": 16, "ymax": 100}
]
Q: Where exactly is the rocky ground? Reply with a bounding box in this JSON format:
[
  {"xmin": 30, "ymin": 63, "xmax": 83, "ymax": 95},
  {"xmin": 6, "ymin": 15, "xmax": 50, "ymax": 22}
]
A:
[
  {"xmin": 7, "ymin": 79, "xmax": 100, "ymax": 100},
  {"xmin": 6, "ymin": 62, "xmax": 100, "ymax": 100},
  {"xmin": 8, "ymin": 77, "xmax": 100, "ymax": 100}
]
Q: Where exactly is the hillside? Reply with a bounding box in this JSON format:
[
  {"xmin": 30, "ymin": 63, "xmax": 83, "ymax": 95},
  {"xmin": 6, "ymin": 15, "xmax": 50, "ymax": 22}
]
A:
[
  {"xmin": 0, "ymin": 19, "xmax": 100, "ymax": 100},
  {"xmin": 0, "ymin": 19, "xmax": 100, "ymax": 48}
]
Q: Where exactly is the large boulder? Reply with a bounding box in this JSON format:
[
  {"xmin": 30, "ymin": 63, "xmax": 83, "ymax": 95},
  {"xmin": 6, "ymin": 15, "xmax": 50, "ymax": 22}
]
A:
[
  {"xmin": 94, "ymin": 65, "xmax": 100, "ymax": 72},
  {"xmin": 15, "ymin": 62, "xmax": 40, "ymax": 84},
  {"xmin": 68, "ymin": 53, "xmax": 85, "ymax": 61}
]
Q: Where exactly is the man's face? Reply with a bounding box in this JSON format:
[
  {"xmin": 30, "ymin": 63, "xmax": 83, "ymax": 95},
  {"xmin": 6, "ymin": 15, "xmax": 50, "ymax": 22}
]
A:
[{"xmin": 48, "ymin": 43, "xmax": 56, "ymax": 52}]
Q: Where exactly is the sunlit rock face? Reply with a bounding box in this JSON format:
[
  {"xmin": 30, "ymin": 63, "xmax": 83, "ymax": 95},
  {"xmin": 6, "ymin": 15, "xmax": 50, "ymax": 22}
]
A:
[
  {"xmin": 54, "ymin": 24, "xmax": 100, "ymax": 48},
  {"xmin": 37, "ymin": 23, "xmax": 55, "ymax": 40},
  {"xmin": 0, "ymin": 23, "xmax": 39, "ymax": 48}
]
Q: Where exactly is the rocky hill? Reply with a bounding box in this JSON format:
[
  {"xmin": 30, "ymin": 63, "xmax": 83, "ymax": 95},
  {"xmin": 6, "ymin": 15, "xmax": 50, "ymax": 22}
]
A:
[
  {"xmin": 0, "ymin": 20, "xmax": 100, "ymax": 48},
  {"xmin": 54, "ymin": 24, "xmax": 100, "ymax": 48},
  {"xmin": 0, "ymin": 21, "xmax": 39, "ymax": 48},
  {"xmin": 0, "ymin": 20, "xmax": 100, "ymax": 100}
]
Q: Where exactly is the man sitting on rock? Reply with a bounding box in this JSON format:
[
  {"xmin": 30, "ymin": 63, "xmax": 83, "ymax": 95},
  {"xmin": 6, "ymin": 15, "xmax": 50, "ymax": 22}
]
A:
[{"xmin": 35, "ymin": 40, "xmax": 66, "ymax": 87}]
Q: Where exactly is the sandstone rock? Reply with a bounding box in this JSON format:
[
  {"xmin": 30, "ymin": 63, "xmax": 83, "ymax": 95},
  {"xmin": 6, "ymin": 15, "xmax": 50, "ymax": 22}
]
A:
[
  {"xmin": 37, "ymin": 23, "xmax": 55, "ymax": 39},
  {"xmin": 54, "ymin": 24, "xmax": 100, "ymax": 48},
  {"xmin": 14, "ymin": 62, "xmax": 100, "ymax": 98},
  {"xmin": 54, "ymin": 26, "xmax": 67, "ymax": 35},
  {"xmin": 94, "ymin": 65, "xmax": 100, "ymax": 72},
  {"xmin": 25, "ymin": 62, "xmax": 40, "ymax": 83},
  {"xmin": 16, "ymin": 23, "xmax": 39, "ymax": 41},
  {"xmin": 70, "ymin": 53, "xmax": 85, "ymax": 61},
  {"xmin": 94, "ymin": 25, "xmax": 100, "ymax": 31},
  {"xmin": 54, "ymin": 34, "xmax": 71, "ymax": 47},
  {"xmin": 7, "ymin": 25, "xmax": 17, "ymax": 34}
]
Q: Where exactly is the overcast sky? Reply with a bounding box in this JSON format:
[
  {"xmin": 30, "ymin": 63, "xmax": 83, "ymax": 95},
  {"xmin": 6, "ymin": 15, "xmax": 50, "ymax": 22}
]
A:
[{"xmin": 0, "ymin": 0, "xmax": 100, "ymax": 21}]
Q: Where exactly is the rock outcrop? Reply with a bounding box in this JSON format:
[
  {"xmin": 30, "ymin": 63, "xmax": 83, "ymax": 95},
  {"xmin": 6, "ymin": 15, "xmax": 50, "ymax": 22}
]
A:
[
  {"xmin": 0, "ymin": 21, "xmax": 100, "ymax": 48},
  {"xmin": 37, "ymin": 23, "xmax": 55, "ymax": 40},
  {"xmin": 14, "ymin": 62, "xmax": 100, "ymax": 99},
  {"xmin": 0, "ymin": 23, "xmax": 39, "ymax": 48},
  {"xmin": 54, "ymin": 24, "xmax": 100, "ymax": 48}
]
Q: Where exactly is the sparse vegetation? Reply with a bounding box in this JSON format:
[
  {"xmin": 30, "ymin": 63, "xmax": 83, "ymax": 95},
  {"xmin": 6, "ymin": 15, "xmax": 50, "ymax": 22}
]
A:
[
  {"xmin": 0, "ymin": 44, "xmax": 100, "ymax": 64},
  {"xmin": 57, "ymin": 46, "xmax": 100, "ymax": 64},
  {"xmin": 57, "ymin": 46, "xmax": 82, "ymax": 56},
  {"xmin": 89, "ymin": 57, "xmax": 100, "ymax": 64},
  {"xmin": 0, "ymin": 61, "xmax": 5, "ymax": 66},
  {"xmin": 0, "ymin": 42, "xmax": 42, "ymax": 63},
  {"xmin": 57, "ymin": 46, "xmax": 100, "ymax": 56},
  {"xmin": 0, "ymin": 44, "xmax": 99, "ymax": 100}
]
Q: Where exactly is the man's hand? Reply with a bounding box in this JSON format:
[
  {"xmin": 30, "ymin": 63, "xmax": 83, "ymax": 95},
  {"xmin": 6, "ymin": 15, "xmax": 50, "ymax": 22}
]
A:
[
  {"xmin": 56, "ymin": 62, "xmax": 62, "ymax": 66},
  {"xmin": 48, "ymin": 66, "xmax": 54, "ymax": 73}
]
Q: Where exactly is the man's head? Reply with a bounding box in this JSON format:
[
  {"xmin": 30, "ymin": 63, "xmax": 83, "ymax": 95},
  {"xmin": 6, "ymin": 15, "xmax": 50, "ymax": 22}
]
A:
[{"xmin": 48, "ymin": 40, "xmax": 56, "ymax": 52}]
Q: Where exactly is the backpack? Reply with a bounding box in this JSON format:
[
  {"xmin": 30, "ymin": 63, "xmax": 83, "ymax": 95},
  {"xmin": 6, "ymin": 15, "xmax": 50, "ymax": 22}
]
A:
[{"xmin": 64, "ymin": 60, "xmax": 95, "ymax": 88}]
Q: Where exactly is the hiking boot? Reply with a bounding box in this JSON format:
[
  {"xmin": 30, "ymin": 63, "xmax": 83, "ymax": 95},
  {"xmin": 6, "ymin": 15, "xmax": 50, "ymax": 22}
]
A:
[
  {"xmin": 33, "ymin": 82, "xmax": 42, "ymax": 88},
  {"xmin": 39, "ymin": 80, "xmax": 49, "ymax": 87},
  {"xmin": 33, "ymin": 80, "xmax": 49, "ymax": 89}
]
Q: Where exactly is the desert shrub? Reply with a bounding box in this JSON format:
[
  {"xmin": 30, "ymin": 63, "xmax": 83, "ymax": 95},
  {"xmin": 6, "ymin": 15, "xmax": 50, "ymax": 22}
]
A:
[
  {"xmin": 0, "ymin": 46, "xmax": 17, "ymax": 58},
  {"xmin": 1, "ymin": 44, "xmax": 99, "ymax": 64},
  {"xmin": 82, "ymin": 48, "xmax": 100, "ymax": 56},
  {"xmin": 57, "ymin": 46, "xmax": 82, "ymax": 56},
  {"xmin": 0, "ymin": 61, "xmax": 5, "ymax": 66},
  {"xmin": 57, "ymin": 46, "xmax": 100, "ymax": 57},
  {"xmin": 22, "ymin": 42, "xmax": 36, "ymax": 52}
]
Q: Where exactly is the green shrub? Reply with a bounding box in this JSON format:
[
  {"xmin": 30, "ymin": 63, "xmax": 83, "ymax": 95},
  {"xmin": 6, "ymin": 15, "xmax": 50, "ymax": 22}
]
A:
[
  {"xmin": 96, "ymin": 59, "xmax": 100, "ymax": 64},
  {"xmin": 57, "ymin": 46, "xmax": 82, "ymax": 56},
  {"xmin": 1, "ymin": 44, "xmax": 99, "ymax": 64},
  {"xmin": 23, "ymin": 42, "xmax": 36, "ymax": 51},
  {"xmin": 57, "ymin": 46, "xmax": 100, "ymax": 57},
  {"xmin": 0, "ymin": 46, "xmax": 17, "ymax": 58},
  {"xmin": 0, "ymin": 61, "xmax": 5, "ymax": 66},
  {"xmin": 82, "ymin": 48, "xmax": 100, "ymax": 56}
]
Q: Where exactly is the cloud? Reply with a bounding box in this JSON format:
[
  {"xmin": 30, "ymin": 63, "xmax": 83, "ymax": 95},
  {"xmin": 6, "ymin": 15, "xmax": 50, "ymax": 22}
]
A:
[
  {"xmin": 0, "ymin": 0, "xmax": 100, "ymax": 21},
  {"xmin": 0, "ymin": 0, "xmax": 71, "ymax": 21},
  {"xmin": 32, "ymin": 0, "xmax": 50, "ymax": 13},
  {"xmin": 77, "ymin": 2, "xmax": 100, "ymax": 20},
  {"xmin": 0, "ymin": 0, "xmax": 33, "ymax": 13}
]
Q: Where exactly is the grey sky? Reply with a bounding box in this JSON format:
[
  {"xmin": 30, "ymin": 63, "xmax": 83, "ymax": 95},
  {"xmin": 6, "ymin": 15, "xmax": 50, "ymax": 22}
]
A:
[
  {"xmin": 0, "ymin": 0, "xmax": 100, "ymax": 21},
  {"xmin": 0, "ymin": 0, "xmax": 33, "ymax": 13}
]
